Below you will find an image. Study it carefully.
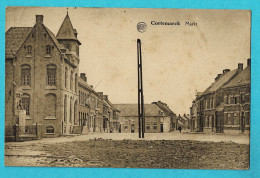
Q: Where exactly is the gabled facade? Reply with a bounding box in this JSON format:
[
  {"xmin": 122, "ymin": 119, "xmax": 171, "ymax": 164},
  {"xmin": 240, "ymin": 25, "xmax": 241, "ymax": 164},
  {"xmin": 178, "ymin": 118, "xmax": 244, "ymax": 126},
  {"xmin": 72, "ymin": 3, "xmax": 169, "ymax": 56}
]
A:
[
  {"xmin": 152, "ymin": 101, "xmax": 177, "ymax": 131},
  {"xmin": 5, "ymin": 14, "xmax": 81, "ymax": 138}
]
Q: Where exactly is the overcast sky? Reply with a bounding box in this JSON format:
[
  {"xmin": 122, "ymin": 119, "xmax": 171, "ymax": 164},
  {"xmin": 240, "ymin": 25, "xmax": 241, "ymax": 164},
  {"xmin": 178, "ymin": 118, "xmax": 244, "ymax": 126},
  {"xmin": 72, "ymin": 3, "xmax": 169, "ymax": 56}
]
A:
[{"xmin": 6, "ymin": 7, "xmax": 251, "ymax": 115}]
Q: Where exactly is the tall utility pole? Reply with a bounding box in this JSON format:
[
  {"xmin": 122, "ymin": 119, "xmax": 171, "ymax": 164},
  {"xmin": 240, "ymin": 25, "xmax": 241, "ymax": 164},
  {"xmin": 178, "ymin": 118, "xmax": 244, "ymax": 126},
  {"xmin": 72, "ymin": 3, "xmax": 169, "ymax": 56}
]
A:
[{"xmin": 137, "ymin": 39, "xmax": 145, "ymax": 138}]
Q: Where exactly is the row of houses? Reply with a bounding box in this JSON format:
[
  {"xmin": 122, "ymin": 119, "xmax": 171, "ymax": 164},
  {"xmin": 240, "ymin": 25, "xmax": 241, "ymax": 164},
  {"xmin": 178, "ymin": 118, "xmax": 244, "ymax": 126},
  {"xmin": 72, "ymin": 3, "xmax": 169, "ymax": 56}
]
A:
[
  {"xmin": 5, "ymin": 13, "xmax": 179, "ymax": 141},
  {"xmin": 114, "ymin": 101, "xmax": 178, "ymax": 133},
  {"xmin": 190, "ymin": 59, "xmax": 250, "ymax": 135}
]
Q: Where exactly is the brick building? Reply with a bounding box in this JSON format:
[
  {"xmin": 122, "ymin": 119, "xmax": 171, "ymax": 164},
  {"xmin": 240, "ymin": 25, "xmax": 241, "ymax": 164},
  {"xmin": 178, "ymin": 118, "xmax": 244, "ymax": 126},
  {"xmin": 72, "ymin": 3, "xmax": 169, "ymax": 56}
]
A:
[
  {"xmin": 78, "ymin": 73, "xmax": 104, "ymax": 134},
  {"xmin": 5, "ymin": 14, "xmax": 81, "ymax": 138},
  {"xmin": 5, "ymin": 13, "xmax": 119, "ymax": 140},
  {"xmin": 190, "ymin": 60, "xmax": 250, "ymax": 134},
  {"xmin": 221, "ymin": 60, "xmax": 250, "ymax": 134},
  {"xmin": 114, "ymin": 104, "xmax": 171, "ymax": 133}
]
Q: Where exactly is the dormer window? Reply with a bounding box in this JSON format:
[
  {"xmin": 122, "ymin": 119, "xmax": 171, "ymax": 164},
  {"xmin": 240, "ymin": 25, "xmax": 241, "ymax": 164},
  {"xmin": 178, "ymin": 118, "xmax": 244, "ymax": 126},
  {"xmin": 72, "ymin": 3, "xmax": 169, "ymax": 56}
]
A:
[
  {"xmin": 46, "ymin": 45, "xmax": 51, "ymax": 55},
  {"xmin": 27, "ymin": 45, "xmax": 32, "ymax": 55}
]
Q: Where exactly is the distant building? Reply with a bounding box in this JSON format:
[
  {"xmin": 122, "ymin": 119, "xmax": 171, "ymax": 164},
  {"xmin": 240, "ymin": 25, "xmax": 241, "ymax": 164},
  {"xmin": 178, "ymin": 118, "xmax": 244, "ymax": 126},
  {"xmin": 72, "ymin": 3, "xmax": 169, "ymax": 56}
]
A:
[
  {"xmin": 177, "ymin": 114, "xmax": 190, "ymax": 130},
  {"xmin": 114, "ymin": 104, "xmax": 171, "ymax": 133},
  {"xmin": 102, "ymin": 95, "xmax": 120, "ymax": 133},
  {"xmin": 152, "ymin": 101, "xmax": 177, "ymax": 131},
  {"xmin": 78, "ymin": 73, "xmax": 104, "ymax": 134},
  {"xmin": 190, "ymin": 60, "xmax": 250, "ymax": 134}
]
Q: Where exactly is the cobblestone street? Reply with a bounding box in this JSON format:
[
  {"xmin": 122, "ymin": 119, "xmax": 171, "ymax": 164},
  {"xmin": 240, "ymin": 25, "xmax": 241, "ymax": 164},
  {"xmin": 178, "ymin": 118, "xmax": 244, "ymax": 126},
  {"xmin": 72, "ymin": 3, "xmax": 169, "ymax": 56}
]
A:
[{"xmin": 5, "ymin": 133, "xmax": 249, "ymax": 169}]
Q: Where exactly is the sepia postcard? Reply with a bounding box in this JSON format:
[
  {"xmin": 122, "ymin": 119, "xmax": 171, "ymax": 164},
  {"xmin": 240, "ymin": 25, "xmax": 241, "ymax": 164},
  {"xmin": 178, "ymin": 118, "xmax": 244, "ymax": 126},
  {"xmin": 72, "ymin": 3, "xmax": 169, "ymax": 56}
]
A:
[{"xmin": 5, "ymin": 6, "xmax": 251, "ymax": 169}]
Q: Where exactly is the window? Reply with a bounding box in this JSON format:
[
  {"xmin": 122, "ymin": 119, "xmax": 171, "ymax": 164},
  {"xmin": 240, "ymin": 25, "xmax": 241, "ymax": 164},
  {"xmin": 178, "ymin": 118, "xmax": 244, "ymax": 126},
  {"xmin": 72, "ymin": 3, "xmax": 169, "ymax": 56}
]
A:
[
  {"xmin": 65, "ymin": 67, "xmax": 68, "ymax": 89},
  {"xmin": 146, "ymin": 124, "xmax": 150, "ymax": 130},
  {"xmin": 46, "ymin": 126, "xmax": 54, "ymax": 133},
  {"xmin": 21, "ymin": 94, "xmax": 30, "ymax": 115},
  {"xmin": 234, "ymin": 96, "xmax": 239, "ymax": 104},
  {"xmin": 124, "ymin": 125, "xmax": 128, "ymax": 130},
  {"xmin": 45, "ymin": 94, "xmax": 56, "ymax": 117},
  {"xmin": 227, "ymin": 113, "xmax": 232, "ymax": 125},
  {"xmin": 46, "ymin": 64, "xmax": 56, "ymax": 86},
  {"xmin": 70, "ymin": 97, "xmax": 73, "ymax": 123},
  {"xmin": 70, "ymin": 71, "xmax": 73, "ymax": 91},
  {"xmin": 75, "ymin": 74, "xmax": 77, "ymax": 92},
  {"xmin": 65, "ymin": 43, "xmax": 70, "ymax": 50},
  {"xmin": 241, "ymin": 93, "xmax": 245, "ymax": 103},
  {"xmin": 153, "ymin": 123, "xmax": 157, "ymax": 130},
  {"xmin": 27, "ymin": 45, "xmax": 32, "ymax": 55},
  {"xmin": 46, "ymin": 45, "xmax": 51, "ymax": 55},
  {"xmin": 227, "ymin": 96, "xmax": 231, "ymax": 104},
  {"xmin": 76, "ymin": 45, "xmax": 79, "ymax": 56},
  {"xmin": 74, "ymin": 101, "xmax": 77, "ymax": 125},
  {"xmin": 64, "ymin": 95, "xmax": 67, "ymax": 122},
  {"xmin": 21, "ymin": 64, "xmax": 31, "ymax": 86},
  {"xmin": 224, "ymin": 113, "xmax": 228, "ymax": 125}
]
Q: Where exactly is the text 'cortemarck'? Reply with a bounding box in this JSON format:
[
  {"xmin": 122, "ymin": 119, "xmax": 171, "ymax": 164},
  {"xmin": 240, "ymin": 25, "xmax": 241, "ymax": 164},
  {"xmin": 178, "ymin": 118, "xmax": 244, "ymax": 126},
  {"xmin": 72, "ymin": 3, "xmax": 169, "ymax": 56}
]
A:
[{"xmin": 151, "ymin": 21, "xmax": 180, "ymax": 25}]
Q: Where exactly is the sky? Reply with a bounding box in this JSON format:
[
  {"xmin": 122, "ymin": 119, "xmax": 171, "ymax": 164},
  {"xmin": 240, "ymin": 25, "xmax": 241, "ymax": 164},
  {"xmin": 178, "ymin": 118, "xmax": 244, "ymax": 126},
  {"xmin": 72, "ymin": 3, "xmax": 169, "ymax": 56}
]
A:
[{"xmin": 5, "ymin": 7, "xmax": 251, "ymax": 115}]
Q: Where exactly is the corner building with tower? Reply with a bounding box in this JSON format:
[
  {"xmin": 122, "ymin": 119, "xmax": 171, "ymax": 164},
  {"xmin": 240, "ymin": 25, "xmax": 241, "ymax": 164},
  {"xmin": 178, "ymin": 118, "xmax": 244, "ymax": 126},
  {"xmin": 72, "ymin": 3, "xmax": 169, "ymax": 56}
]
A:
[{"xmin": 5, "ymin": 13, "xmax": 122, "ymax": 140}]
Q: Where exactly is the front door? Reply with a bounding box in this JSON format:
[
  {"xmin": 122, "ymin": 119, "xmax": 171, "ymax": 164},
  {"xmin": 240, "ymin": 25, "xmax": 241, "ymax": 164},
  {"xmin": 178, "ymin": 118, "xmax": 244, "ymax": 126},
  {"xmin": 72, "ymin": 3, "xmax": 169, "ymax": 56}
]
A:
[
  {"xmin": 160, "ymin": 124, "xmax": 163, "ymax": 132},
  {"xmin": 216, "ymin": 112, "xmax": 224, "ymax": 133}
]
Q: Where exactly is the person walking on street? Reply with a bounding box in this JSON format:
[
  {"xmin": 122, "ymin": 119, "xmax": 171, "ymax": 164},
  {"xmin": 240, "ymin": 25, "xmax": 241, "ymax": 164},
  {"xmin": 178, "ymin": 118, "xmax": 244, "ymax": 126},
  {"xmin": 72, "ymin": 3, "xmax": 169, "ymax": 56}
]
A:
[{"xmin": 178, "ymin": 126, "xmax": 182, "ymax": 133}]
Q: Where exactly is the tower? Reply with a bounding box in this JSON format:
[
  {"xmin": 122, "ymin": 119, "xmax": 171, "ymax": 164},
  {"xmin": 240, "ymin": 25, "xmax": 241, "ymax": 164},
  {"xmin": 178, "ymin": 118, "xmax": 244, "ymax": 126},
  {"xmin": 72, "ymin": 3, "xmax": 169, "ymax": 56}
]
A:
[{"xmin": 56, "ymin": 13, "xmax": 81, "ymax": 57}]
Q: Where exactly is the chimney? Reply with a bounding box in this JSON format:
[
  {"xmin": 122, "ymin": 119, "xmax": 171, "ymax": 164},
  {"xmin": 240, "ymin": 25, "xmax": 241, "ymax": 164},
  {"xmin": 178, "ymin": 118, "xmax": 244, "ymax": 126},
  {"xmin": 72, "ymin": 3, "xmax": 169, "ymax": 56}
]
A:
[
  {"xmin": 97, "ymin": 92, "xmax": 103, "ymax": 98},
  {"xmin": 80, "ymin": 73, "xmax": 87, "ymax": 82},
  {"xmin": 104, "ymin": 95, "xmax": 108, "ymax": 100},
  {"xmin": 215, "ymin": 74, "xmax": 222, "ymax": 81},
  {"xmin": 238, "ymin": 63, "xmax": 243, "ymax": 70},
  {"xmin": 223, "ymin": 69, "xmax": 230, "ymax": 74},
  {"xmin": 247, "ymin": 58, "xmax": 251, "ymax": 66},
  {"xmin": 36, "ymin": 15, "xmax": 43, "ymax": 24}
]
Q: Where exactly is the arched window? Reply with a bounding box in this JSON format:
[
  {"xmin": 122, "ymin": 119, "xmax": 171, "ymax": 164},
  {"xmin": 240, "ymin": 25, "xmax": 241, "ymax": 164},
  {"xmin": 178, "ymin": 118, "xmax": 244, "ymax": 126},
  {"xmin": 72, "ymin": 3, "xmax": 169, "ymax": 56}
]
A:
[
  {"xmin": 74, "ymin": 100, "xmax": 77, "ymax": 125},
  {"xmin": 70, "ymin": 97, "xmax": 73, "ymax": 123},
  {"xmin": 46, "ymin": 45, "xmax": 51, "ymax": 55},
  {"xmin": 21, "ymin": 64, "xmax": 31, "ymax": 86},
  {"xmin": 46, "ymin": 64, "xmax": 56, "ymax": 86},
  {"xmin": 64, "ymin": 95, "xmax": 67, "ymax": 122},
  {"xmin": 21, "ymin": 93, "xmax": 30, "ymax": 115},
  {"xmin": 65, "ymin": 67, "xmax": 68, "ymax": 89},
  {"xmin": 45, "ymin": 93, "xmax": 56, "ymax": 117},
  {"xmin": 70, "ymin": 71, "xmax": 73, "ymax": 91},
  {"xmin": 75, "ymin": 73, "xmax": 77, "ymax": 93},
  {"xmin": 46, "ymin": 126, "xmax": 54, "ymax": 133},
  {"xmin": 79, "ymin": 91, "xmax": 81, "ymax": 104}
]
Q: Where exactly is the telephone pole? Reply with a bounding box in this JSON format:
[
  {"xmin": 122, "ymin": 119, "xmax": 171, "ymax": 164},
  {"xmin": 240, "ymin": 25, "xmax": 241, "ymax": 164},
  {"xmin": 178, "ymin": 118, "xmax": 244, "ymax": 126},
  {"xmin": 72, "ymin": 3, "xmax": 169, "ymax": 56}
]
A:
[{"xmin": 137, "ymin": 39, "xmax": 145, "ymax": 138}]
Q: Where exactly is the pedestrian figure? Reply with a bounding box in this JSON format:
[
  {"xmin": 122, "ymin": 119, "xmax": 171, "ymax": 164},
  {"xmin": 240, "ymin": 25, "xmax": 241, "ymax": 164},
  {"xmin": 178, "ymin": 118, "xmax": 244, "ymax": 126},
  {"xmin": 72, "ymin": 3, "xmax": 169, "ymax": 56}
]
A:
[{"xmin": 178, "ymin": 126, "xmax": 182, "ymax": 133}]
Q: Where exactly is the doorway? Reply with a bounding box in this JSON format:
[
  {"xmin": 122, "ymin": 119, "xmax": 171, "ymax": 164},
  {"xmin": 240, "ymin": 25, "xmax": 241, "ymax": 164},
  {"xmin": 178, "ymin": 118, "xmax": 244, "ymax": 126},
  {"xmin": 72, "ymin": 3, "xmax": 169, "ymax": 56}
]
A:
[{"xmin": 160, "ymin": 124, "xmax": 163, "ymax": 133}]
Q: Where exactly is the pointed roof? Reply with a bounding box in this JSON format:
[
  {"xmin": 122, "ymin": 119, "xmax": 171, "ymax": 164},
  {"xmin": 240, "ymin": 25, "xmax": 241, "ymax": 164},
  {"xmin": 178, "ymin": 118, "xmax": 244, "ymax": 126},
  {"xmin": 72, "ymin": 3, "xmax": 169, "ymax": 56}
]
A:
[{"xmin": 56, "ymin": 14, "xmax": 81, "ymax": 44}]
